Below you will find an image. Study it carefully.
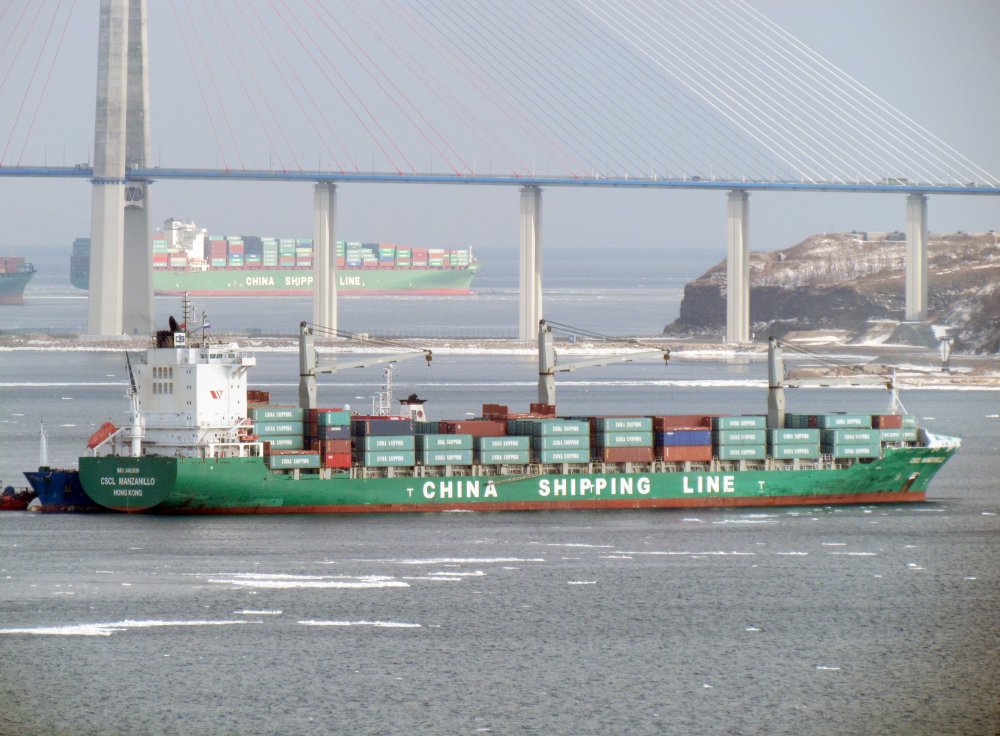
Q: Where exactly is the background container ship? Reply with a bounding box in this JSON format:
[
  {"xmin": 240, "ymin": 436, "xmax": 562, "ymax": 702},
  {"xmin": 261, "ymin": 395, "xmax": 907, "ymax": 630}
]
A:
[
  {"xmin": 70, "ymin": 218, "xmax": 479, "ymax": 296},
  {"xmin": 63, "ymin": 320, "xmax": 958, "ymax": 515},
  {"xmin": 0, "ymin": 257, "xmax": 36, "ymax": 304}
]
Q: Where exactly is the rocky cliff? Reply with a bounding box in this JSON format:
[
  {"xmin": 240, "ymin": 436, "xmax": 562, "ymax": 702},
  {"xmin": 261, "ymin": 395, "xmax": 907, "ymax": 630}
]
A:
[{"xmin": 664, "ymin": 231, "xmax": 1000, "ymax": 353}]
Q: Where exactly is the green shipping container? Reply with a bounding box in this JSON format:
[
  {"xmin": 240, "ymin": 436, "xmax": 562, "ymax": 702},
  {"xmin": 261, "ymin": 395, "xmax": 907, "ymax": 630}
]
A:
[
  {"xmin": 716, "ymin": 445, "xmax": 766, "ymax": 460},
  {"xmin": 821, "ymin": 428, "xmax": 879, "ymax": 444},
  {"xmin": 713, "ymin": 429, "xmax": 766, "ymax": 445},
  {"xmin": 356, "ymin": 435, "xmax": 416, "ymax": 452},
  {"xmin": 595, "ymin": 431, "xmax": 653, "ymax": 448},
  {"xmin": 251, "ymin": 406, "xmax": 304, "ymax": 422},
  {"xmin": 417, "ymin": 434, "xmax": 473, "ymax": 450},
  {"xmin": 816, "ymin": 414, "xmax": 872, "ymax": 429},
  {"xmin": 359, "ymin": 450, "xmax": 415, "ymax": 467},
  {"xmin": 267, "ymin": 453, "xmax": 320, "ymax": 469},
  {"xmin": 478, "ymin": 450, "xmax": 531, "ymax": 464},
  {"xmin": 255, "ymin": 421, "xmax": 305, "ymax": 436},
  {"xmin": 767, "ymin": 429, "xmax": 820, "ymax": 444},
  {"xmin": 769, "ymin": 444, "xmax": 820, "ymax": 459},
  {"xmin": 264, "ymin": 436, "xmax": 305, "ymax": 450},
  {"xmin": 879, "ymin": 428, "xmax": 904, "ymax": 442},
  {"xmin": 822, "ymin": 442, "xmax": 881, "ymax": 458},
  {"xmin": 530, "ymin": 420, "xmax": 589, "ymax": 436},
  {"xmin": 477, "ymin": 436, "xmax": 530, "ymax": 451},
  {"xmin": 535, "ymin": 448, "xmax": 590, "ymax": 464},
  {"xmin": 421, "ymin": 449, "xmax": 474, "ymax": 466},
  {"xmin": 593, "ymin": 417, "xmax": 653, "ymax": 432},
  {"xmin": 532, "ymin": 435, "xmax": 590, "ymax": 450},
  {"xmin": 712, "ymin": 416, "xmax": 766, "ymax": 430},
  {"xmin": 316, "ymin": 410, "xmax": 351, "ymax": 427}
]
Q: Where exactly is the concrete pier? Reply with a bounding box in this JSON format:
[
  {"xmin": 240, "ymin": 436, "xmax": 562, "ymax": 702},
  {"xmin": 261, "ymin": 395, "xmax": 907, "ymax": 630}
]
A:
[
  {"xmin": 726, "ymin": 190, "xmax": 750, "ymax": 343},
  {"xmin": 312, "ymin": 182, "xmax": 337, "ymax": 329},
  {"xmin": 905, "ymin": 193, "xmax": 928, "ymax": 321},
  {"xmin": 519, "ymin": 185, "xmax": 543, "ymax": 340}
]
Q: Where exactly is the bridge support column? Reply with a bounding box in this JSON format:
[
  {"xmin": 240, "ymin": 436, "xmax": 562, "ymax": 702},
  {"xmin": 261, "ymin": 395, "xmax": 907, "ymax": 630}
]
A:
[
  {"xmin": 312, "ymin": 182, "xmax": 337, "ymax": 329},
  {"xmin": 905, "ymin": 194, "xmax": 928, "ymax": 321},
  {"xmin": 88, "ymin": 0, "xmax": 151, "ymax": 336},
  {"xmin": 726, "ymin": 190, "xmax": 750, "ymax": 343},
  {"xmin": 519, "ymin": 185, "xmax": 543, "ymax": 341}
]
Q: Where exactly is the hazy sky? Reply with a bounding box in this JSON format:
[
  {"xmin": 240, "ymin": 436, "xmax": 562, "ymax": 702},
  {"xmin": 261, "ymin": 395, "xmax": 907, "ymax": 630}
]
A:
[{"xmin": 0, "ymin": 0, "xmax": 997, "ymax": 277}]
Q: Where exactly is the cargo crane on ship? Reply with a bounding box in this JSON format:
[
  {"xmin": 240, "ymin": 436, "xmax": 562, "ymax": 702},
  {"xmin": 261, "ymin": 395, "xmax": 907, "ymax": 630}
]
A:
[
  {"xmin": 298, "ymin": 321, "xmax": 432, "ymax": 412},
  {"xmin": 536, "ymin": 320, "xmax": 670, "ymax": 407}
]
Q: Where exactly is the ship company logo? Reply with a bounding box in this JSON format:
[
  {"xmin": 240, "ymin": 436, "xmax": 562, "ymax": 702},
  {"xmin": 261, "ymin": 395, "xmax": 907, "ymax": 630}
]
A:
[{"xmin": 210, "ymin": 390, "xmax": 224, "ymax": 399}]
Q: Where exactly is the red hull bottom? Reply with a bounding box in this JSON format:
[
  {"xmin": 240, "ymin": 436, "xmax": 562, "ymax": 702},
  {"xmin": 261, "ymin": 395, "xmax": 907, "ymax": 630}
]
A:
[
  {"xmin": 0, "ymin": 295, "xmax": 25, "ymax": 304},
  {"xmin": 155, "ymin": 289, "xmax": 473, "ymax": 297},
  {"xmin": 141, "ymin": 490, "xmax": 927, "ymax": 515}
]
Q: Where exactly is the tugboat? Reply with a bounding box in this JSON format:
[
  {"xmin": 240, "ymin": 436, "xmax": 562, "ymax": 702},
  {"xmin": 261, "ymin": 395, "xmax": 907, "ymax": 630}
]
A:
[
  {"xmin": 0, "ymin": 484, "xmax": 35, "ymax": 511},
  {"xmin": 22, "ymin": 423, "xmax": 104, "ymax": 513}
]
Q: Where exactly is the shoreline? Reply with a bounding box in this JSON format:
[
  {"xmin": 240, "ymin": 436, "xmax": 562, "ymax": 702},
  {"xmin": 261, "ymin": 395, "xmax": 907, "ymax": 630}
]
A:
[{"xmin": 2, "ymin": 332, "xmax": 998, "ymax": 388}]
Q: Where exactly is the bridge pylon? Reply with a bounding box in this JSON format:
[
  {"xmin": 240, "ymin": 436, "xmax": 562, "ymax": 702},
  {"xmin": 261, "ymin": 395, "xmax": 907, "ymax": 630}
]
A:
[
  {"xmin": 88, "ymin": 0, "xmax": 152, "ymax": 336},
  {"xmin": 726, "ymin": 190, "xmax": 750, "ymax": 343},
  {"xmin": 519, "ymin": 185, "xmax": 543, "ymax": 340}
]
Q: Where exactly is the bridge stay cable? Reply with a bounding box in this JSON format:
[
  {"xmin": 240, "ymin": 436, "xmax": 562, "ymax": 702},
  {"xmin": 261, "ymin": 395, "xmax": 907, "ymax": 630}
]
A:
[
  {"xmin": 675, "ymin": 0, "xmax": 897, "ymax": 183},
  {"xmin": 212, "ymin": 3, "xmax": 299, "ymax": 172},
  {"xmin": 237, "ymin": 1, "xmax": 348, "ymax": 172},
  {"xmin": 307, "ymin": 1, "xmax": 466, "ymax": 176},
  {"xmin": 733, "ymin": 0, "xmax": 999, "ymax": 187}
]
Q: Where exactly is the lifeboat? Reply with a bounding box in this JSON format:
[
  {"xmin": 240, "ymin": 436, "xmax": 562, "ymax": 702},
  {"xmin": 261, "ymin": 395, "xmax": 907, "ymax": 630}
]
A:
[{"xmin": 87, "ymin": 421, "xmax": 118, "ymax": 449}]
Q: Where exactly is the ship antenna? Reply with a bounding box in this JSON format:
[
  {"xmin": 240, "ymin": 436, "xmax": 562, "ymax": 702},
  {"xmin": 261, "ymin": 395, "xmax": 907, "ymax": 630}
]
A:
[
  {"xmin": 125, "ymin": 351, "xmax": 143, "ymax": 456},
  {"xmin": 39, "ymin": 421, "xmax": 48, "ymax": 467}
]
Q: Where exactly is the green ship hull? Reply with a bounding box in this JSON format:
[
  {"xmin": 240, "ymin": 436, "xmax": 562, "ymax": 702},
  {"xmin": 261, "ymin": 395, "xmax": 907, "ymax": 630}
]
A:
[
  {"xmin": 151, "ymin": 264, "xmax": 478, "ymax": 296},
  {"xmin": 79, "ymin": 444, "xmax": 954, "ymax": 515}
]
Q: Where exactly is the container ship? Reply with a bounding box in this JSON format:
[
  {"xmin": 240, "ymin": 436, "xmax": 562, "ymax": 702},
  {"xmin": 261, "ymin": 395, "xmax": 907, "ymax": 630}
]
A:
[
  {"xmin": 63, "ymin": 320, "xmax": 958, "ymax": 515},
  {"xmin": 70, "ymin": 218, "xmax": 479, "ymax": 296},
  {"xmin": 0, "ymin": 257, "xmax": 36, "ymax": 304}
]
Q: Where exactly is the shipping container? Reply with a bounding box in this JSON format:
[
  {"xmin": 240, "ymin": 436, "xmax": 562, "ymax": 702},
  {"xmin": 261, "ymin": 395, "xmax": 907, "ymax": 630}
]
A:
[
  {"xmin": 255, "ymin": 421, "xmax": 305, "ymax": 436},
  {"xmin": 354, "ymin": 435, "xmax": 416, "ymax": 452},
  {"xmin": 816, "ymin": 414, "xmax": 872, "ymax": 429},
  {"xmin": 652, "ymin": 415, "xmax": 711, "ymax": 430},
  {"xmin": 535, "ymin": 448, "xmax": 590, "ymax": 464},
  {"xmin": 656, "ymin": 430, "xmax": 711, "ymax": 447},
  {"xmin": 263, "ymin": 436, "xmax": 305, "ymax": 451},
  {"xmin": 769, "ymin": 444, "xmax": 820, "ymax": 459},
  {"xmin": 716, "ymin": 445, "xmax": 766, "ymax": 460},
  {"xmin": 593, "ymin": 417, "xmax": 653, "ymax": 432},
  {"xmin": 352, "ymin": 418, "xmax": 415, "ymax": 436},
  {"xmin": 417, "ymin": 434, "xmax": 474, "ymax": 450},
  {"xmin": 593, "ymin": 447, "xmax": 654, "ymax": 463},
  {"xmin": 822, "ymin": 443, "xmax": 881, "ymax": 459},
  {"xmin": 655, "ymin": 445, "xmax": 713, "ymax": 462},
  {"xmin": 438, "ymin": 420, "xmax": 506, "ymax": 437},
  {"xmin": 532, "ymin": 435, "xmax": 589, "ymax": 450},
  {"xmin": 594, "ymin": 431, "xmax": 653, "ymax": 448},
  {"xmin": 713, "ymin": 429, "xmax": 767, "ymax": 445},
  {"xmin": 267, "ymin": 452, "xmax": 320, "ymax": 470},
  {"xmin": 478, "ymin": 449, "xmax": 531, "ymax": 465},
  {"xmin": 476, "ymin": 436, "xmax": 530, "ymax": 451},
  {"xmin": 711, "ymin": 416, "xmax": 766, "ymax": 430},
  {"xmin": 821, "ymin": 428, "xmax": 879, "ymax": 444},
  {"xmin": 357, "ymin": 450, "xmax": 415, "ymax": 467},
  {"xmin": 421, "ymin": 449, "xmax": 474, "ymax": 466},
  {"xmin": 767, "ymin": 428, "xmax": 820, "ymax": 444},
  {"xmin": 251, "ymin": 406, "xmax": 304, "ymax": 422}
]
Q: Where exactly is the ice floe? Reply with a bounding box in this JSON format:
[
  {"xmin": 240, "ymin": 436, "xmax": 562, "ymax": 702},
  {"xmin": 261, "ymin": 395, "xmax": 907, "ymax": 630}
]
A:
[{"xmin": 0, "ymin": 619, "xmax": 259, "ymax": 637}]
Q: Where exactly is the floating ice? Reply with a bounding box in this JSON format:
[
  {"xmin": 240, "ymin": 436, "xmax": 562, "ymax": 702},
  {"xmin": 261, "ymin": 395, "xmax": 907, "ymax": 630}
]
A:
[
  {"xmin": 830, "ymin": 552, "xmax": 877, "ymax": 556},
  {"xmin": 235, "ymin": 610, "xmax": 282, "ymax": 615},
  {"xmin": 815, "ymin": 666, "xmax": 841, "ymax": 671},
  {"xmin": 209, "ymin": 573, "xmax": 408, "ymax": 589},
  {"xmin": 362, "ymin": 557, "xmax": 545, "ymax": 565},
  {"xmin": 775, "ymin": 552, "xmax": 809, "ymax": 556},
  {"xmin": 298, "ymin": 620, "xmax": 420, "ymax": 628},
  {"xmin": 545, "ymin": 543, "xmax": 614, "ymax": 548},
  {"xmin": 745, "ymin": 627, "xmax": 761, "ymax": 632},
  {"xmin": 0, "ymin": 619, "xmax": 258, "ymax": 637},
  {"xmin": 567, "ymin": 581, "xmax": 597, "ymax": 585}
]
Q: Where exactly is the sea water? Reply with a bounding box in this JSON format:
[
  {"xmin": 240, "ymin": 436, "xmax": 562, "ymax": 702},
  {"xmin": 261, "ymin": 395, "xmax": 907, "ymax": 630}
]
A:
[{"xmin": 0, "ymin": 253, "xmax": 998, "ymax": 735}]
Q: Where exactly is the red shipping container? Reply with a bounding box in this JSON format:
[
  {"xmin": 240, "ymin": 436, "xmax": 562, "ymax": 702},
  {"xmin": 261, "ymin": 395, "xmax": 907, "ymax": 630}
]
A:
[
  {"xmin": 594, "ymin": 447, "xmax": 654, "ymax": 463},
  {"xmin": 656, "ymin": 445, "xmax": 713, "ymax": 462},
  {"xmin": 873, "ymin": 414, "xmax": 904, "ymax": 429},
  {"xmin": 438, "ymin": 420, "xmax": 507, "ymax": 437},
  {"xmin": 319, "ymin": 439, "xmax": 351, "ymax": 455},
  {"xmin": 653, "ymin": 415, "xmax": 711, "ymax": 430},
  {"xmin": 323, "ymin": 452, "xmax": 352, "ymax": 469},
  {"xmin": 481, "ymin": 403, "xmax": 508, "ymax": 419},
  {"xmin": 529, "ymin": 403, "xmax": 556, "ymax": 416}
]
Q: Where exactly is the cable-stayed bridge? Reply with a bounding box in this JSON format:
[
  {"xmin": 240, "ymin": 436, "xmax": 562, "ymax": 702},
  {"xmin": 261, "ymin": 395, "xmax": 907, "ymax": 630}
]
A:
[{"xmin": 0, "ymin": 0, "xmax": 997, "ymax": 339}]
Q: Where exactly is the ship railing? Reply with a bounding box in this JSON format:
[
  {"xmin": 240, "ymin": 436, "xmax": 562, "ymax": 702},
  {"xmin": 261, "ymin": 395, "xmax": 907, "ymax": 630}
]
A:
[{"xmin": 205, "ymin": 441, "xmax": 263, "ymax": 459}]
